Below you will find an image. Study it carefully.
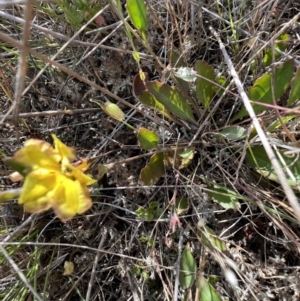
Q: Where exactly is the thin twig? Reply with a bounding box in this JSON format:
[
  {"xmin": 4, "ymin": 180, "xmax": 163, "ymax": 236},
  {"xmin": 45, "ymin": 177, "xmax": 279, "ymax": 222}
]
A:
[
  {"xmin": 0, "ymin": 108, "xmax": 101, "ymax": 120},
  {"xmin": 0, "ymin": 0, "xmax": 52, "ymax": 5},
  {"xmin": 124, "ymin": 260, "xmax": 141, "ymax": 301},
  {"xmin": 173, "ymin": 228, "xmax": 184, "ymax": 301},
  {"xmin": 85, "ymin": 229, "xmax": 108, "ymax": 301},
  {"xmin": 13, "ymin": 0, "xmax": 35, "ymax": 130}
]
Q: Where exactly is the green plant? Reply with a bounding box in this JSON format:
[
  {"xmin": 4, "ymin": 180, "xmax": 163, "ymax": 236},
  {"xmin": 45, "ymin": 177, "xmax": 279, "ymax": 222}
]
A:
[
  {"xmin": 1, "ymin": 1, "xmax": 300, "ymax": 299},
  {"xmin": 56, "ymin": 0, "xmax": 103, "ymax": 30},
  {"xmin": 92, "ymin": 46, "xmax": 300, "ymax": 213},
  {"xmin": 136, "ymin": 201, "xmax": 163, "ymax": 221}
]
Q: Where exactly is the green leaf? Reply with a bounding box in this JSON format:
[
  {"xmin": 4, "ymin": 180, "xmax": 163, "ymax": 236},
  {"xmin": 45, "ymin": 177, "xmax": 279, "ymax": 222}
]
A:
[
  {"xmin": 216, "ymin": 75, "xmax": 229, "ymax": 97},
  {"xmin": 139, "ymin": 91, "xmax": 176, "ymax": 121},
  {"xmin": 140, "ymin": 152, "xmax": 165, "ymax": 185},
  {"xmin": 126, "ymin": 0, "xmax": 147, "ymax": 39},
  {"xmin": 245, "ymin": 146, "xmax": 300, "ymax": 188},
  {"xmin": 263, "ymin": 33, "xmax": 289, "ymax": 67},
  {"xmin": 287, "ymin": 66, "xmax": 300, "ymax": 107},
  {"xmin": 169, "ymin": 49, "xmax": 187, "ymax": 68},
  {"xmin": 195, "ymin": 60, "xmax": 216, "ymax": 108},
  {"xmin": 267, "ymin": 115, "xmax": 296, "ymax": 132},
  {"xmin": 146, "ymin": 81, "xmax": 196, "ymax": 124},
  {"xmin": 175, "ymin": 196, "xmax": 189, "ymax": 215},
  {"xmin": 218, "ymin": 126, "xmax": 246, "ymax": 141},
  {"xmin": 139, "ymin": 235, "xmax": 154, "ymax": 247},
  {"xmin": 180, "ymin": 147, "xmax": 194, "ymax": 159},
  {"xmin": 199, "ymin": 226, "xmax": 227, "ymax": 252},
  {"xmin": 164, "ymin": 147, "xmax": 195, "ymax": 169},
  {"xmin": 139, "ymin": 91, "xmax": 166, "ymax": 112},
  {"xmin": 231, "ymin": 60, "xmax": 295, "ymax": 121},
  {"xmin": 136, "ymin": 201, "xmax": 163, "ymax": 221},
  {"xmin": 137, "ymin": 127, "xmax": 159, "ymax": 150},
  {"xmin": 206, "ymin": 184, "xmax": 241, "ymax": 209},
  {"xmin": 97, "ymin": 164, "xmax": 108, "ymax": 180},
  {"xmin": 168, "ymin": 50, "xmax": 190, "ymax": 94},
  {"xmin": 179, "ymin": 246, "xmax": 197, "ymax": 289},
  {"xmin": 198, "ymin": 276, "xmax": 222, "ymax": 301},
  {"xmin": 207, "ymin": 275, "xmax": 220, "ymax": 285},
  {"xmin": 4, "ymin": 158, "xmax": 28, "ymax": 177},
  {"xmin": 133, "ymin": 73, "xmax": 174, "ymax": 120},
  {"xmin": 174, "ymin": 67, "xmax": 197, "ymax": 82},
  {"xmin": 133, "ymin": 72, "xmax": 148, "ymax": 96},
  {"xmin": 179, "ymin": 147, "xmax": 195, "ymax": 168},
  {"xmin": 0, "ymin": 148, "xmax": 6, "ymax": 158}
]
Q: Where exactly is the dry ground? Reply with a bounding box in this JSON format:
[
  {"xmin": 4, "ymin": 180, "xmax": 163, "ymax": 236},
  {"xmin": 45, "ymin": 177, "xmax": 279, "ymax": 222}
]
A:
[{"xmin": 1, "ymin": 0, "xmax": 300, "ymax": 300}]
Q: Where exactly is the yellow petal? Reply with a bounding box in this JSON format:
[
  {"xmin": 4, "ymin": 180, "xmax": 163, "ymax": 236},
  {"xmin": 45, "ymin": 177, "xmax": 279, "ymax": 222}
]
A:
[
  {"xmin": 24, "ymin": 139, "xmax": 61, "ymax": 161},
  {"xmin": 75, "ymin": 183, "xmax": 93, "ymax": 214},
  {"xmin": 51, "ymin": 134, "xmax": 75, "ymax": 165},
  {"xmin": 14, "ymin": 143, "xmax": 60, "ymax": 172},
  {"xmin": 18, "ymin": 170, "xmax": 56, "ymax": 211},
  {"xmin": 22, "ymin": 196, "xmax": 52, "ymax": 214},
  {"xmin": 52, "ymin": 176, "xmax": 92, "ymax": 222},
  {"xmin": 25, "ymin": 139, "xmax": 53, "ymax": 153},
  {"xmin": 67, "ymin": 163, "xmax": 97, "ymax": 186}
]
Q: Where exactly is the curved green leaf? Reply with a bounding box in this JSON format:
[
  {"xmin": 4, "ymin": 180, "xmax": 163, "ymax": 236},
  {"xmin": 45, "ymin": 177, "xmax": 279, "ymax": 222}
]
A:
[
  {"xmin": 231, "ymin": 59, "xmax": 294, "ymax": 121},
  {"xmin": 245, "ymin": 146, "xmax": 300, "ymax": 188},
  {"xmin": 168, "ymin": 50, "xmax": 190, "ymax": 94},
  {"xmin": 97, "ymin": 164, "xmax": 109, "ymax": 180},
  {"xmin": 198, "ymin": 276, "xmax": 222, "ymax": 301},
  {"xmin": 199, "ymin": 226, "xmax": 227, "ymax": 252},
  {"xmin": 146, "ymin": 81, "xmax": 196, "ymax": 124},
  {"xmin": 137, "ymin": 127, "xmax": 159, "ymax": 150},
  {"xmin": 126, "ymin": 0, "xmax": 147, "ymax": 39},
  {"xmin": 5, "ymin": 158, "xmax": 28, "ymax": 177},
  {"xmin": 263, "ymin": 33, "xmax": 289, "ymax": 67},
  {"xmin": 195, "ymin": 60, "xmax": 216, "ymax": 108},
  {"xmin": 140, "ymin": 153, "xmax": 165, "ymax": 185},
  {"xmin": 174, "ymin": 67, "xmax": 197, "ymax": 82},
  {"xmin": 267, "ymin": 115, "xmax": 296, "ymax": 132},
  {"xmin": 219, "ymin": 126, "xmax": 246, "ymax": 141},
  {"xmin": 175, "ymin": 196, "xmax": 189, "ymax": 215},
  {"xmin": 216, "ymin": 75, "xmax": 229, "ymax": 97},
  {"xmin": 136, "ymin": 201, "xmax": 163, "ymax": 221},
  {"xmin": 206, "ymin": 184, "xmax": 241, "ymax": 209},
  {"xmin": 287, "ymin": 66, "xmax": 300, "ymax": 107},
  {"xmin": 164, "ymin": 147, "xmax": 195, "ymax": 169},
  {"xmin": 133, "ymin": 73, "xmax": 174, "ymax": 120},
  {"xmin": 179, "ymin": 246, "xmax": 197, "ymax": 289}
]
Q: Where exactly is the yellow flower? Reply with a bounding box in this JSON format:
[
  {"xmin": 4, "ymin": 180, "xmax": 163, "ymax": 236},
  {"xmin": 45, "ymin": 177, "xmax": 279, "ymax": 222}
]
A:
[{"xmin": 11, "ymin": 134, "xmax": 96, "ymax": 222}]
